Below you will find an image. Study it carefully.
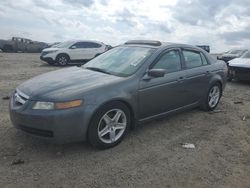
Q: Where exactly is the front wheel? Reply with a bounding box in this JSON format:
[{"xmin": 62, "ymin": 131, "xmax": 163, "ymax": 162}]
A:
[
  {"xmin": 201, "ymin": 83, "xmax": 222, "ymax": 111},
  {"xmin": 88, "ymin": 102, "xmax": 130, "ymax": 149},
  {"xmin": 56, "ymin": 54, "xmax": 69, "ymax": 66}
]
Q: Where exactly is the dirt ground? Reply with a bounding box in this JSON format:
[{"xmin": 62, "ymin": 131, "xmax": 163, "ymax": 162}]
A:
[{"xmin": 0, "ymin": 53, "xmax": 250, "ymax": 188}]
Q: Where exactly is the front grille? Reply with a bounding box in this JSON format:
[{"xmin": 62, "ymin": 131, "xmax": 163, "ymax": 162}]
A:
[
  {"xmin": 14, "ymin": 89, "xmax": 29, "ymax": 106},
  {"xmin": 19, "ymin": 125, "xmax": 54, "ymax": 137},
  {"xmin": 229, "ymin": 67, "xmax": 250, "ymax": 80}
]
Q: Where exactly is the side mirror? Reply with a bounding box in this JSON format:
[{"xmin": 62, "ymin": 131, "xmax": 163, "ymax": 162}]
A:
[
  {"xmin": 148, "ymin": 69, "xmax": 165, "ymax": 78},
  {"xmin": 71, "ymin": 45, "xmax": 77, "ymax": 49}
]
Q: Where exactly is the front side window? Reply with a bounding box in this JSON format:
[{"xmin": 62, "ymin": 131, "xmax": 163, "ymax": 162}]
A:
[
  {"xmin": 56, "ymin": 41, "xmax": 75, "ymax": 48},
  {"xmin": 83, "ymin": 46, "xmax": 155, "ymax": 77},
  {"xmin": 183, "ymin": 50, "xmax": 203, "ymax": 69},
  {"xmin": 152, "ymin": 50, "xmax": 181, "ymax": 73},
  {"xmin": 73, "ymin": 42, "xmax": 87, "ymax": 48}
]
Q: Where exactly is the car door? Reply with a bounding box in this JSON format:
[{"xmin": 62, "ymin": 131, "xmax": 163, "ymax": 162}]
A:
[
  {"xmin": 85, "ymin": 42, "xmax": 103, "ymax": 59},
  {"xmin": 69, "ymin": 42, "xmax": 88, "ymax": 60},
  {"xmin": 181, "ymin": 49, "xmax": 212, "ymax": 104},
  {"xmin": 138, "ymin": 49, "xmax": 188, "ymax": 120}
]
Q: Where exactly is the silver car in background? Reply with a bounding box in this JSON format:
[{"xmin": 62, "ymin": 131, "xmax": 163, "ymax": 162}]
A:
[
  {"xmin": 218, "ymin": 49, "xmax": 248, "ymax": 62},
  {"xmin": 228, "ymin": 50, "xmax": 250, "ymax": 81},
  {"xmin": 9, "ymin": 40, "xmax": 227, "ymax": 149}
]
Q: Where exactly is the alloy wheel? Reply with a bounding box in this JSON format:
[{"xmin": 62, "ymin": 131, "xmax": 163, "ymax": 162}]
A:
[
  {"xmin": 208, "ymin": 85, "xmax": 220, "ymax": 108},
  {"xmin": 58, "ymin": 56, "xmax": 68, "ymax": 65},
  {"xmin": 97, "ymin": 109, "xmax": 127, "ymax": 144}
]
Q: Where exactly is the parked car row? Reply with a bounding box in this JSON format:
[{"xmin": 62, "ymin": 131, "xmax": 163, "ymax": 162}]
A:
[{"xmin": 10, "ymin": 40, "xmax": 228, "ymax": 149}]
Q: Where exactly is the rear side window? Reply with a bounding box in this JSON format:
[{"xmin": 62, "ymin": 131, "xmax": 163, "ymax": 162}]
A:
[
  {"xmin": 183, "ymin": 50, "xmax": 203, "ymax": 69},
  {"xmin": 73, "ymin": 42, "xmax": 102, "ymax": 48},
  {"xmin": 86, "ymin": 42, "xmax": 102, "ymax": 48},
  {"xmin": 152, "ymin": 50, "xmax": 181, "ymax": 73}
]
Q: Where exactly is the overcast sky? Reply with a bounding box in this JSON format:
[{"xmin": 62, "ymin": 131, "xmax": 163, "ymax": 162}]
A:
[{"xmin": 1, "ymin": 0, "xmax": 250, "ymax": 52}]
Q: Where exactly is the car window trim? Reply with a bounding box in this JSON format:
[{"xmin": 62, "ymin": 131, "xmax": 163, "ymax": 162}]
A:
[
  {"xmin": 200, "ymin": 52, "xmax": 210, "ymax": 65},
  {"xmin": 149, "ymin": 48, "xmax": 184, "ymax": 72},
  {"xmin": 181, "ymin": 48, "xmax": 207, "ymax": 69}
]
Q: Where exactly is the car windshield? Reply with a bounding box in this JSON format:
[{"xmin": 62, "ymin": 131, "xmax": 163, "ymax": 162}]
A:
[
  {"xmin": 83, "ymin": 46, "xmax": 155, "ymax": 77},
  {"xmin": 241, "ymin": 51, "xmax": 250, "ymax": 58},
  {"xmin": 55, "ymin": 41, "xmax": 74, "ymax": 48}
]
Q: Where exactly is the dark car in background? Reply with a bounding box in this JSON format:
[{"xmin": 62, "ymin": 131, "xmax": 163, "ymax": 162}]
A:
[
  {"xmin": 196, "ymin": 45, "xmax": 210, "ymax": 53},
  {"xmin": 217, "ymin": 49, "xmax": 248, "ymax": 62},
  {"xmin": 9, "ymin": 40, "xmax": 227, "ymax": 149},
  {"xmin": 0, "ymin": 37, "xmax": 47, "ymax": 53},
  {"xmin": 228, "ymin": 50, "xmax": 250, "ymax": 81}
]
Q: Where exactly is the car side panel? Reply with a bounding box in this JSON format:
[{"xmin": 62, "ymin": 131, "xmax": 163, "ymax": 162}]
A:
[{"xmin": 138, "ymin": 71, "xmax": 188, "ymax": 119}]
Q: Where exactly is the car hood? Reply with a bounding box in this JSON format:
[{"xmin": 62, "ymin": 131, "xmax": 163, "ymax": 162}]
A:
[
  {"xmin": 17, "ymin": 67, "xmax": 123, "ymax": 101},
  {"xmin": 228, "ymin": 58, "xmax": 250, "ymax": 68},
  {"xmin": 42, "ymin": 47, "xmax": 59, "ymax": 52}
]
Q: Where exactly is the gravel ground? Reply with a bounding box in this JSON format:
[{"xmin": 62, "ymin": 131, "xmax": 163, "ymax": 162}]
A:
[{"xmin": 0, "ymin": 53, "xmax": 250, "ymax": 188}]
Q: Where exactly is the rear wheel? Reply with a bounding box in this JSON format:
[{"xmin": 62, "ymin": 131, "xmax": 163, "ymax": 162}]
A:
[
  {"xmin": 88, "ymin": 102, "xmax": 130, "ymax": 149},
  {"xmin": 56, "ymin": 54, "xmax": 69, "ymax": 66},
  {"xmin": 201, "ymin": 83, "xmax": 222, "ymax": 111}
]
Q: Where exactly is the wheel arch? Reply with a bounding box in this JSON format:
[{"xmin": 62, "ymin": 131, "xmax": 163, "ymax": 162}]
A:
[
  {"xmin": 56, "ymin": 53, "xmax": 70, "ymax": 60},
  {"xmin": 209, "ymin": 75, "xmax": 224, "ymax": 91},
  {"xmin": 87, "ymin": 99, "xmax": 136, "ymax": 134}
]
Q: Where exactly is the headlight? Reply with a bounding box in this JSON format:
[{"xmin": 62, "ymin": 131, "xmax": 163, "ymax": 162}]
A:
[
  {"xmin": 43, "ymin": 50, "xmax": 58, "ymax": 55},
  {"xmin": 32, "ymin": 100, "xmax": 83, "ymax": 110},
  {"xmin": 33, "ymin": 102, "xmax": 54, "ymax": 110}
]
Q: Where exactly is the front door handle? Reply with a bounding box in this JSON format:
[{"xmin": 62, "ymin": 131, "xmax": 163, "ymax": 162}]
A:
[
  {"xmin": 178, "ymin": 76, "xmax": 184, "ymax": 83},
  {"xmin": 205, "ymin": 70, "xmax": 210, "ymax": 76}
]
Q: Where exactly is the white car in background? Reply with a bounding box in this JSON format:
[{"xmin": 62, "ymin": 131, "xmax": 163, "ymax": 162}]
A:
[{"xmin": 40, "ymin": 40, "xmax": 108, "ymax": 65}]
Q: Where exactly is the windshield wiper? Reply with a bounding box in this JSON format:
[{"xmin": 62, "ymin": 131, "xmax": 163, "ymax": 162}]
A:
[{"xmin": 85, "ymin": 67, "xmax": 111, "ymax": 75}]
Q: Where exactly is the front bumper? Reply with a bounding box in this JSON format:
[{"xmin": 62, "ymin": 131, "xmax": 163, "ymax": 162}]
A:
[
  {"xmin": 9, "ymin": 94, "xmax": 94, "ymax": 144},
  {"xmin": 40, "ymin": 56, "xmax": 54, "ymax": 63},
  {"xmin": 228, "ymin": 66, "xmax": 250, "ymax": 81}
]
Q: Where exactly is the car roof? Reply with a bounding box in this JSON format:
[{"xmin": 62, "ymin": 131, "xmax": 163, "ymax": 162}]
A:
[
  {"xmin": 123, "ymin": 40, "xmax": 205, "ymax": 51},
  {"xmin": 66, "ymin": 40, "xmax": 104, "ymax": 44}
]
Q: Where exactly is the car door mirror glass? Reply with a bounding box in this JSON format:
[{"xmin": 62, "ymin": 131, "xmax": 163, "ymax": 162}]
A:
[
  {"xmin": 148, "ymin": 69, "xmax": 166, "ymax": 78},
  {"xmin": 71, "ymin": 45, "xmax": 77, "ymax": 49}
]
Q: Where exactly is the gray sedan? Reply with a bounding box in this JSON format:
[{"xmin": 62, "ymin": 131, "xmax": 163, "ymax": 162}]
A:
[{"xmin": 9, "ymin": 40, "xmax": 227, "ymax": 149}]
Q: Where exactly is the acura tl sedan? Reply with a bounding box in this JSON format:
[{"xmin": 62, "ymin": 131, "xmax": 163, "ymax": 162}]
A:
[{"xmin": 9, "ymin": 40, "xmax": 227, "ymax": 149}]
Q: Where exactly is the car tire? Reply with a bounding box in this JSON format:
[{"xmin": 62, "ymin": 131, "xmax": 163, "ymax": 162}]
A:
[
  {"xmin": 201, "ymin": 83, "xmax": 222, "ymax": 111},
  {"xmin": 56, "ymin": 54, "xmax": 69, "ymax": 66},
  {"xmin": 88, "ymin": 102, "xmax": 131, "ymax": 149}
]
